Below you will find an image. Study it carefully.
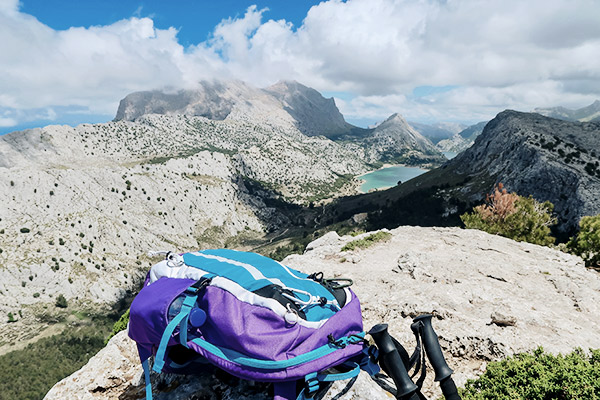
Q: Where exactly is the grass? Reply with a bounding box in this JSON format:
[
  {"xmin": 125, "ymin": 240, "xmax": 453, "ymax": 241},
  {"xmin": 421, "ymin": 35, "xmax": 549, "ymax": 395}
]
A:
[{"xmin": 341, "ymin": 231, "xmax": 392, "ymax": 251}]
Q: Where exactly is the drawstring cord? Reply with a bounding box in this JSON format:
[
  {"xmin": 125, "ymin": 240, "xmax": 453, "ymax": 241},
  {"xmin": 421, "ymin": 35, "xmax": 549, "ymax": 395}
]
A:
[
  {"xmin": 147, "ymin": 250, "xmax": 184, "ymax": 267},
  {"xmin": 281, "ymin": 287, "xmax": 341, "ymax": 312}
]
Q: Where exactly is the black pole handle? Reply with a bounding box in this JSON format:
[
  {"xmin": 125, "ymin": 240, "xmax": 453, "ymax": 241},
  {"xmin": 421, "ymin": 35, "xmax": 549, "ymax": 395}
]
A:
[
  {"xmin": 439, "ymin": 377, "xmax": 461, "ymax": 400},
  {"xmin": 412, "ymin": 314, "xmax": 461, "ymax": 400},
  {"xmin": 369, "ymin": 324, "xmax": 419, "ymax": 400}
]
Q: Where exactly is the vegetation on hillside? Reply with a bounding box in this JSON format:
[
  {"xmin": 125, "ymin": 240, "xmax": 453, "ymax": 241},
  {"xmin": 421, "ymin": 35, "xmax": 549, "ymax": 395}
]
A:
[
  {"xmin": 341, "ymin": 231, "xmax": 392, "ymax": 251},
  {"xmin": 568, "ymin": 214, "xmax": 600, "ymax": 269},
  {"xmin": 0, "ymin": 322, "xmax": 114, "ymax": 400},
  {"xmin": 461, "ymin": 183, "xmax": 556, "ymax": 246},
  {"xmin": 460, "ymin": 347, "xmax": 600, "ymax": 400}
]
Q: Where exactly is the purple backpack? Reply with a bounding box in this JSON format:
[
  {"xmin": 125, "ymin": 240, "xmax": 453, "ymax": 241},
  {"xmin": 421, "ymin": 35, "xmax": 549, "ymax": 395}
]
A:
[{"xmin": 128, "ymin": 249, "xmax": 379, "ymax": 400}]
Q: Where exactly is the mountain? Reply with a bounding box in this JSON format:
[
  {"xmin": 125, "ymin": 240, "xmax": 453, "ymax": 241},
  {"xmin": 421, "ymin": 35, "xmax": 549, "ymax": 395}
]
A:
[
  {"xmin": 436, "ymin": 121, "xmax": 487, "ymax": 153},
  {"xmin": 264, "ymin": 80, "xmax": 357, "ymax": 137},
  {"xmin": 533, "ymin": 100, "xmax": 600, "ymax": 122},
  {"xmin": 408, "ymin": 121, "xmax": 467, "ymax": 144},
  {"xmin": 115, "ymin": 81, "xmax": 440, "ymax": 166},
  {"xmin": 115, "ymin": 80, "xmax": 357, "ymax": 138},
  {"xmin": 354, "ymin": 113, "xmax": 446, "ymax": 166},
  {"xmin": 45, "ymin": 226, "xmax": 600, "ymax": 400}
]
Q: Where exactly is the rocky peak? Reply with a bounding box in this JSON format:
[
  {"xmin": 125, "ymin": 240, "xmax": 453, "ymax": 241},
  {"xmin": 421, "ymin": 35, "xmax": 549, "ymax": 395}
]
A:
[
  {"xmin": 264, "ymin": 80, "xmax": 355, "ymax": 137},
  {"xmin": 113, "ymin": 80, "xmax": 282, "ymax": 123},
  {"xmin": 114, "ymin": 79, "xmax": 357, "ymax": 138},
  {"xmin": 377, "ymin": 112, "xmax": 410, "ymax": 129},
  {"xmin": 361, "ymin": 112, "xmax": 444, "ymax": 163}
]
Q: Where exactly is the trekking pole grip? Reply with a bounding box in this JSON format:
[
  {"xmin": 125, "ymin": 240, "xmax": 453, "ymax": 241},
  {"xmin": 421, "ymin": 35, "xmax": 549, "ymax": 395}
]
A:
[
  {"xmin": 412, "ymin": 314, "xmax": 461, "ymax": 400},
  {"xmin": 369, "ymin": 324, "xmax": 419, "ymax": 400}
]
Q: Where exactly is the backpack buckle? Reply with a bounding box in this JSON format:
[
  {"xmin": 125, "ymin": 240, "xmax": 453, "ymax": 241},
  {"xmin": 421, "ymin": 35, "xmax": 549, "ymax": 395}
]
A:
[
  {"xmin": 185, "ymin": 277, "xmax": 211, "ymax": 295},
  {"xmin": 303, "ymin": 372, "xmax": 320, "ymax": 398}
]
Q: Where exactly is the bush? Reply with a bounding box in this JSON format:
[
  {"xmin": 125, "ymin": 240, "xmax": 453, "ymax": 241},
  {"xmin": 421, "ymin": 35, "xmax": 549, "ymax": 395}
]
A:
[
  {"xmin": 105, "ymin": 308, "xmax": 130, "ymax": 344},
  {"xmin": 460, "ymin": 347, "xmax": 600, "ymax": 399},
  {"xmin": 568, "ymin": 215, "xmax": 600, "ymax": 269},
  {"xmin": 20, "ymin": 227, "xmax": 30, "ymax": 233},
  {"xmin": 461, "ymin": 183, "xmax": 555, "ymax": 246},
  {"xmin": 55, "ymin": 294, "xmax": 68, "ymax": 308}
]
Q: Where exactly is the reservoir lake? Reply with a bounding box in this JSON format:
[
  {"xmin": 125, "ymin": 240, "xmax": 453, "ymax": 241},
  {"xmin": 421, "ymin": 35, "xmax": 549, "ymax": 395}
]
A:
[{"xmin": 359, "ymin": 165, "xmax": 428, "ymax": 193}]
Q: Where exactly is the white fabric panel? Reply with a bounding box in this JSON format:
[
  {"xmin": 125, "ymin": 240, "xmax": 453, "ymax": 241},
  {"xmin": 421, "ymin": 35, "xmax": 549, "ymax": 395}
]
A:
[{"xmin": 148, "ymin": 260, "xmax": 328, "ymax": 329}]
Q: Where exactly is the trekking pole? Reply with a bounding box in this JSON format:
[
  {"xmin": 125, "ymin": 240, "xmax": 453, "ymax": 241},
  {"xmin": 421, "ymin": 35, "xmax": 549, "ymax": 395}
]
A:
[
  {"xmin": 369, "ymin": 324, "xmax": 419, "ymax": 400},
  {"xmin": 411, "ymin": 315, "xmax": 461, "ymax": 400}
]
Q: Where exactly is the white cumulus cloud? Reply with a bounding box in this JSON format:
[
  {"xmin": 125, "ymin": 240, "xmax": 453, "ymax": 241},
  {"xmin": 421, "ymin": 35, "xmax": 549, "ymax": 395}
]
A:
[{"xmin": 1, "ymin": 0, "xmax": 599, "ymax": 130}]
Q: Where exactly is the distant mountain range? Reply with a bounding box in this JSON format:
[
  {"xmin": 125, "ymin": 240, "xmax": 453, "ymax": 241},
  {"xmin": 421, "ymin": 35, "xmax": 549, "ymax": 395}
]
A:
[
  {"xmin": 340, "ymin": 113, "xmax": 446, "ymax": 166},
  {"xmin": 408, "ymin": 121, "xmax": 466, "ymax": 143},
  {"xmin": 533, "ymin": 100, "xmax": 600, "ymax": 122},
  {"xmin": 435, "ymin": 121, "xmax": 487, "ymax": 153},
  {"xmin": 116, "ymin": 80, "xmax": 446, "ymax": 166}
]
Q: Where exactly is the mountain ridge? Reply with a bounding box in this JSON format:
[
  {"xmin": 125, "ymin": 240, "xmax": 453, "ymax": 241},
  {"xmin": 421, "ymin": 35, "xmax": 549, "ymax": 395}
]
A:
[
  {"xmin": 408, "ymin": 110, "xmax": 600, "ymax": 233},
  {"xmin": 533, "ymin": 100, "xmax": 600, "ymax": 122}
]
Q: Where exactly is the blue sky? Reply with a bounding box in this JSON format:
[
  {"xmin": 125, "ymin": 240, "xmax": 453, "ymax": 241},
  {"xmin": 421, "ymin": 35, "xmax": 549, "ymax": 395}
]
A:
[
  {"xmin": 1, "ymin": 0, "xmax": 599, "ymax": 135},
  {"xmin": 20, "ymin": 1, "xmax": 319, "ymax": 47}
]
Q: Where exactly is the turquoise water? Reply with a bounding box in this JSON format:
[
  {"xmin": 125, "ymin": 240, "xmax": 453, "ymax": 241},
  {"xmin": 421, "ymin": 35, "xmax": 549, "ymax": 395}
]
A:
[
  {"xmin": 359, "ymin": 165, "xmax": 428, "ymax": 192},
  {"xmin": 443, "ymin": 151, "xmax": 458, "ymax": 159}
]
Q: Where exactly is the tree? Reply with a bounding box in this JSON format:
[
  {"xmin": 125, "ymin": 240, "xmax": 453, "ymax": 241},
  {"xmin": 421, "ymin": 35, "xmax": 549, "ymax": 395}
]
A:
[
  {"xmin": 55, "ymin": 294, "xmax": 68, "ymax": 308},
  {"xmin": 7, "ymin": 312, "xmax": 16, "ymax": 323},
  {"xmin": 568, "ymin": 215, "xmax": 600, "ymax": 269},
  {"xmin": 461, "ymin": 183, "xmax": 556, "ymax": 246}
]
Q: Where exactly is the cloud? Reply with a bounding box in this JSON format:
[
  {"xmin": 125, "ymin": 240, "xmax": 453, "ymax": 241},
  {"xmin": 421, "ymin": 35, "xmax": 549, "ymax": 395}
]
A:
[
  {"xmin": 1, "ymin": 0, "xmax": 600, "ymax": 130},
  {"xmin": 0, "ymin": 117, "xmax": 17, "ymax": 127}
]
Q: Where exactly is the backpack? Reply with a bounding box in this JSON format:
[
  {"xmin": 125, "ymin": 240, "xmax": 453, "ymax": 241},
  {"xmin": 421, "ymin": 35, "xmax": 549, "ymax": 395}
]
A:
[{"xmin": 128, "ymin": 249, "xmax": 380, "ymax": 400}]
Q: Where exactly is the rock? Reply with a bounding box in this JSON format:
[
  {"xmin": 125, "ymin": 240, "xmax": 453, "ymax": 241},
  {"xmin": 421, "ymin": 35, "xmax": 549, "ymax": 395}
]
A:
[
  {"xmin": 45, "ymin": 226, "xmax": 600, "ymax": 400},
  {"xmin": 490, "ymin": 310, "xmax": 517, "ymax": 327},
  {"xmin": 44, "ymin": 330, "xmax": 142, "ymax": 400}
]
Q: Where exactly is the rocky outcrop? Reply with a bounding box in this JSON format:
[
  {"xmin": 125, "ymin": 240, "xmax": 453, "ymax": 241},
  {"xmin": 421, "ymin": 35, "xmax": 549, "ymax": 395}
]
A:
[
  {"xmin": 534, "ymin": 100, "xmax": 600, "ymax": 122},
  {"xmin": 45, "ymin": 226, "xmax": 600, "ymax": 400}
]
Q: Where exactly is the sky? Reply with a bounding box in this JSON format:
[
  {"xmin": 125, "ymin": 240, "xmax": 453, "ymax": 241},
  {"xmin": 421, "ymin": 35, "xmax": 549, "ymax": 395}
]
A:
[{"xmin": 1, "ymin": 0, "xmax": 599, "ymax": 134}]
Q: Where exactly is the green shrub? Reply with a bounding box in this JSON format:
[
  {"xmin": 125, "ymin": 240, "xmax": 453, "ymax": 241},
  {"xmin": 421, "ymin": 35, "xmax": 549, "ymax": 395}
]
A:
[
  {"xmin": 55, "ymin": 294, "xmax": 68, "ymax": 308},
  {"xmin": 460, "ymin": 347, "xmax": 600, "ymax": 399},
  {"xmin": 461, "ymin": 184, "xmax": 555, "ymax": 246},
  {"xmin": 20, "ymin": 227, "xmax": 30, "ymax": 233},
  {"xmin": 342, "ymin": 231, "xmax": 392, "ymax": 251},
  {"xmin": 568, "ymin": 215, "xmax": 600, "ymax": 269},
  {"xmin": 105, "ymin": 308, "xmax": 130, "ymax": 344}
]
